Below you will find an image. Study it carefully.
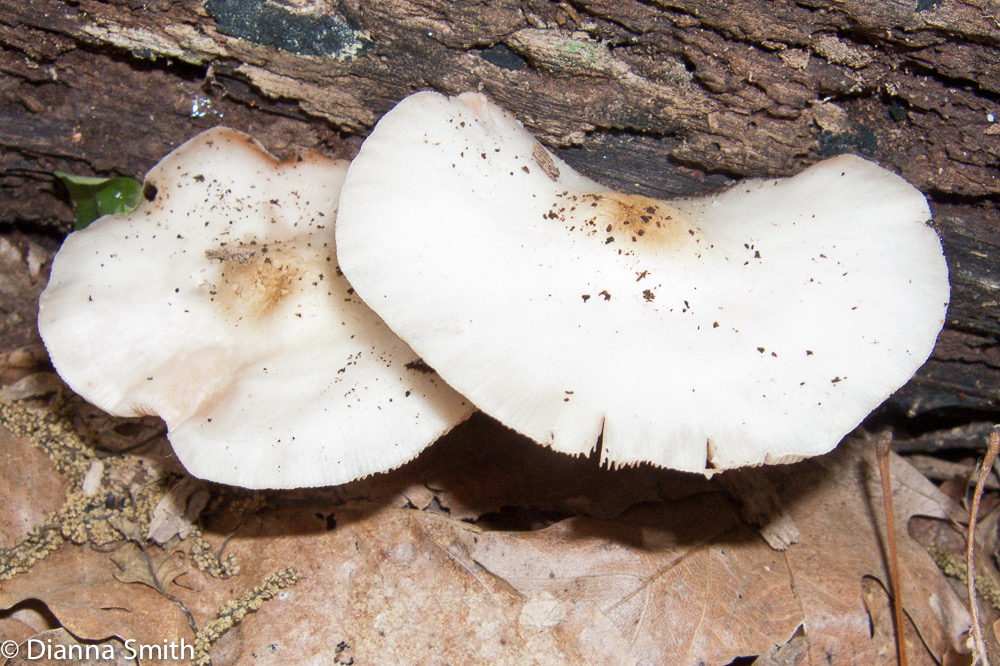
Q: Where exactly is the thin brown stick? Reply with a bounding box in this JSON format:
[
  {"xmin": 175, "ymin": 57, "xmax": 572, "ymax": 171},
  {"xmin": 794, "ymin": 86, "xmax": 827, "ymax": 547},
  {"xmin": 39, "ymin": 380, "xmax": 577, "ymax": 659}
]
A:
[
  {"xmin": 876, "ymin": 431, "xmax": 908, "ymax": 666},
  {"xmin": 968, "ymin": 425, "xmax": 1000, "ymax": 666}
]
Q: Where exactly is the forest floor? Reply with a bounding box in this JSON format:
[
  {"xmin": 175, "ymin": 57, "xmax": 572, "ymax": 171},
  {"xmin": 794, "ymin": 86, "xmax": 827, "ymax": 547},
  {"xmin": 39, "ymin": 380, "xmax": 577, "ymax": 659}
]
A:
[{"xmin": 0, "ymin": 226, "xmax": 997, "ymax": 665}]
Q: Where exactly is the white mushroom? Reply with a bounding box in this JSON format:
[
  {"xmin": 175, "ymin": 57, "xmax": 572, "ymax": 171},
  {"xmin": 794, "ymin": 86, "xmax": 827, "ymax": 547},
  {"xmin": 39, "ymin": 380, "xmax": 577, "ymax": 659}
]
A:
[
  {"xmin": 38, "ymin": 127, "xmax": 473, "ymax": 489},
  {"xmin": 335, "ymin": 92, "xmax": 950, "ymax": 474}
]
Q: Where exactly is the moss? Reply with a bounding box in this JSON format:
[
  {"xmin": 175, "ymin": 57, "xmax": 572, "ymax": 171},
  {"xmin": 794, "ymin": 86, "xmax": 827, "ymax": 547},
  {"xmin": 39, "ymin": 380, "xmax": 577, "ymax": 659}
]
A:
[
  {"xmin": 0, "ymin": 524, "xmax": 63, "ymax": 582},
  {"xmin": 927, "ymin": 544, "xmax": 1000, "ymax": 610},
  {"xmin": 192, "ymin": 567, "xmax": 300, "ymax": 665},
  {"xmin": 559, "ymin": 39, "xmax": 599, "ymax": 65},
  {"xmin": 189, "ymin": 526, "xmax": 241, "ymax": 580},
  {"xmin": 0, "ymin": 398, "xmax": 95, "ymax": 482},
  {"xmin": 0, "ymin": 399, "xmax": 241, "ymax": 584},
  {"xmin": 55, "ymin": 489, "xmax": 129, "ymax": 546},
  {"xmin": 1, "ymin": 399, "xmax": 296, "ymax": 665},
  {"xmin": 189, "ymin": 492, "xmax": 266, "ymax": 579}
]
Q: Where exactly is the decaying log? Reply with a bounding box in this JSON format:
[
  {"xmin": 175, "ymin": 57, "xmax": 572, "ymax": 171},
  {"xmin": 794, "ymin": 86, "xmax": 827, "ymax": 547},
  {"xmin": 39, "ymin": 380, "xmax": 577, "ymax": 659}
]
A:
[{"xmin": 1, "ymin": 0, "xmax": 999, "ymax": 442}]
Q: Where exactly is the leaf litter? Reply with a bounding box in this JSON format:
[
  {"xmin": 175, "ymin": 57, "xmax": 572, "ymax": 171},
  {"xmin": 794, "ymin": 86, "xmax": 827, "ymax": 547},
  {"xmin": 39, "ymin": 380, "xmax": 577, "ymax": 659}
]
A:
[{"xmin": 0, "ymin": 390, "xmax": 974, "ymax": 665}]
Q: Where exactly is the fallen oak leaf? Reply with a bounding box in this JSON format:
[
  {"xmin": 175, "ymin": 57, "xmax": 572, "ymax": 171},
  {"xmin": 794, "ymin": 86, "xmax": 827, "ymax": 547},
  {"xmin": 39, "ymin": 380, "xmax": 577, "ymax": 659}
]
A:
[
  {"xmin": 470, "ymin": 493, "xmax": 799, "ymax": 663},
  {"xmin": 0, "ymin": 543, "xmax": 197, "ymax": 659},
  {"xmin": 776, "ymin": 437, "xmax": 971, "ymax": 662},
  {"xmin": 191, "ymin": 435, "xmax": 970, "ymax": 665},
  {"xmin": 202, "ymin": 506, "xmax": 540, "ymax": 664},
  {"xmin": 107, "ymin": 517, "xmax": 198, "ymax": 633},
  {"xmin": 860, "ymin": 575, "xmax": 919, "ymax": 664},
  {"xmin": 718, "ymin": 466, "xmax": 801, "ymax": 550},
  {"xmin": 109, "ymin": 541, "xmax": 187, "ymax": 592},
  {"xmin": 0, "ymin": 420, "xmax": 69, "ymax": 548},
  {"xmin": 191, "ymin": 567, "xmax": 300, "ymax": 666},
  {"xmin": 467, "ymin": 437, "xmax": 970, "ymax": 664},
  {"xmin": 753, "ymin": 629, "xmax": 809, "ymax": 666}
]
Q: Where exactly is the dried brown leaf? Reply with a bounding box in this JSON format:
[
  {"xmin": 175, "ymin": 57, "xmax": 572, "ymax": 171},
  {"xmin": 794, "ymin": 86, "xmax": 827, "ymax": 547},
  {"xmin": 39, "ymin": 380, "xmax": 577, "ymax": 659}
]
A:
[
  {"xmin": 753, "ymin": 630, "xmax": 809, "ymax": 666},
  {"xmin": 718, "ymin": 467, "xmax": 801, "ymax": 550},
  {"xmin": 109, "ymin": 542, "xmax": 186, "ymax": 593},
  {"xmin": 0, "ymin": 372, "xmax": 62, "ymax": 401},
  {"xmin": 470, "ymin": 496, "xmax": 801, "ymax": 663},
  {"xmin": 0, "ymin": 345, "xmax": 49, "ymax": 388},
  {"xmin": 0, "ymin": 545, "xmax": 195, "ymax": 666},
  {"xmin": 0, "ymin": 426, "xmax": 68, "ymax": 548},
  {"xmin": 861, "ymin": 575, "xmax": 924, "ymax": 665},
  {"xmin": 198, "ymin": 438, "xmax": 969, "ymax": 664},
  {"xmin": 775, "ymin": 438, "xmax": 970, "ymax": 663},
  {"xmin": 147, "ymin": 477, "xmax": 210, "ymax": 545},
  {"xmin": 0, "ymin": 409, "xmax": 973, "ymax": 665},
  {"xmin": 0, "ymin": 615, "xmax": 44, "ymax": 647}
]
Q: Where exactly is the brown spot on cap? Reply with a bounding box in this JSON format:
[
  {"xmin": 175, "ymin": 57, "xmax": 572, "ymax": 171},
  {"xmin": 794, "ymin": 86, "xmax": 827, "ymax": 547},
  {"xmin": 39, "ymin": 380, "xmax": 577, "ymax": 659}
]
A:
[
  {"xmin": 559, "ymin": 192, "xmax": 697, "ymax": 255},
  {"xmin": 207, "ymin": 242, "xmax": 302, "ymax": 322}
]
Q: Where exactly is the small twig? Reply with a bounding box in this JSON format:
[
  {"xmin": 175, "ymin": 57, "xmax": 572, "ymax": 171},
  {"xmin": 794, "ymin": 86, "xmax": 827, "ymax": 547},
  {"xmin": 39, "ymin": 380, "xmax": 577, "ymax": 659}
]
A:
[
  {"xmin": 876, "ymin": 431, "xmax": 908, "ymax": 666},
  {"xmin": 968, "ymin": 425, "xmax": 1000, "ymax": 666}
]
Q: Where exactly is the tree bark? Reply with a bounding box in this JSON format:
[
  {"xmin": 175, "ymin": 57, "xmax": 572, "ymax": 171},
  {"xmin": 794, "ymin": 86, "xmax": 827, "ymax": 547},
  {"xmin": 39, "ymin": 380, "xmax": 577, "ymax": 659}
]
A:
[{"xmin": 2, "ymin": 0, "xmax": 999, "ymax": 443}]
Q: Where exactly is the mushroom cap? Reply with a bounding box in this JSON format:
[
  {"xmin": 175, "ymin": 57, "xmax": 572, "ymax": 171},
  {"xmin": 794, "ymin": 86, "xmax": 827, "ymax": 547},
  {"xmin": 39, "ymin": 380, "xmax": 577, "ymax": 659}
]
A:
[
  {"xmin": 39, "ymin": 127, "xmax": 473, "ymax": 489},
  {"xmin": 335, "ymin": 91, "xmax": 950, "ymax": 473}
]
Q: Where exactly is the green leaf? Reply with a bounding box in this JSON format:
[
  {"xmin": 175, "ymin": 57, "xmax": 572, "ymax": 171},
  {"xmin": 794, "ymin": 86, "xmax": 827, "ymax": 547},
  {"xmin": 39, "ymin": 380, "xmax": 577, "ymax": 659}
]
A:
[{"xmin": 55, "ymin": 171, "xmax": 143, "ymax": 230}]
